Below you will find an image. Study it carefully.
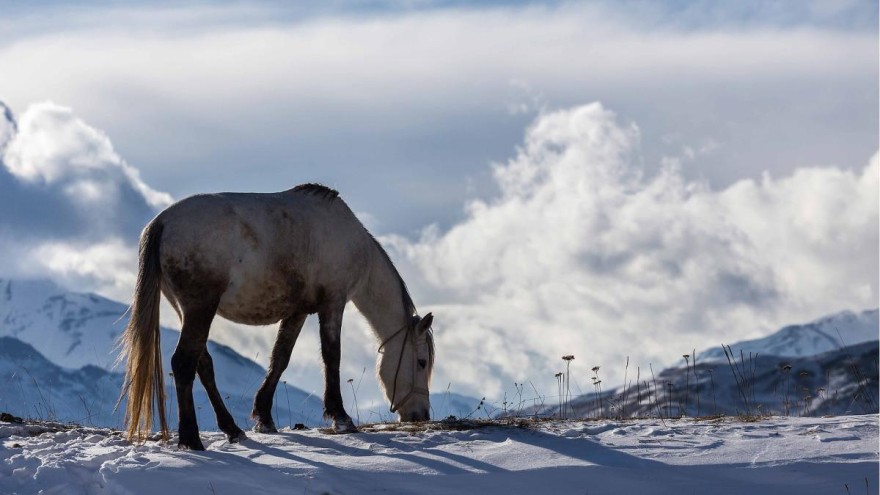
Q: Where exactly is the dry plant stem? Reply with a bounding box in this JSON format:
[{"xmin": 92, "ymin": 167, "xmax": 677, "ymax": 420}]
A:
[
  {"xmin": 649, "ymin": 363, "xmax": 664, "ymax": 421},
  {"xmin": 555, "ymin": 373, "xmax": 563, "ymax": 419},
  {"xmin": 562, "ymin": 356, "xmax": 575, "ymax": 419},
  {"xmin": 622, "ymin": 357, "xmax": 629, "ymax": 419},
  {"xmin": 636, "ymin": 367, "xmax": 641, "ymax": 410},
  {"xmin": 692, "ymin": 348, "xmax": 700, "ymax": 418},
  {"xmin": 683, "ymin": 354, "xmax": 690, "ymax": 417},
  {"xmin": 835, "ymin": 327, "xmax": 878, "ymax": 412},
  {"xmin": 782, "ymin": 365, "xmax": 792, "ymax": 416},
  {"xmin": 708, "ymin": 369, "xmax": 717, "ymax": 416},
  {"xmin": 723, "ymin": 344, "xmax": 755, "ymax": 417},
  {"xmin": 528, "ymin": 381, "xmax": 545, "ymax": 418},
  {"xmin": 347, "ymin": 379, "xmax": 360, "ymax": 426},
  {"xmin": 282, "ymin": 380, "xmax": 291, "ymax": 428}
]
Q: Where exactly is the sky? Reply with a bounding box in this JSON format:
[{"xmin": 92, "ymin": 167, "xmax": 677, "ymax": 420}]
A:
[{"xmin": 0, "ymin": 0, "xmax": 877, "ymax": 409}]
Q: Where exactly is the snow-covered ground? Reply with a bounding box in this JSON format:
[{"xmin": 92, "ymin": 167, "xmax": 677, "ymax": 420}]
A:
[{"xmin": 2, "ymin": 415, "xmax": 877, "ymax": 495}]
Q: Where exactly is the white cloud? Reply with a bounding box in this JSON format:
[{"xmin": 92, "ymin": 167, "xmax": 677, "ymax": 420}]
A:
[
  {"xmin": 0, "ymin": 4, "xmax": 874, "ymax": 237},
  {"xmin": 3, "ymin": 102, "xmax": 172, "ymax": 208},
  {"xmin": 24, "ymin": 239, "xmax": 139, "ymax": 300},
  {"xmin": 384, "ymin": 103, "xmax": 878, "ymax": 400},
  {"xmin": 0, "ymin": 102, "xmax": 172, "ymax": 302}
]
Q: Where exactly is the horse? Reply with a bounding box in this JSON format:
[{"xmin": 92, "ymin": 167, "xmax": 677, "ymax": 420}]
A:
[{"xmin": 118, "ymin": 183, "xmax": 435, "ymax": 450}]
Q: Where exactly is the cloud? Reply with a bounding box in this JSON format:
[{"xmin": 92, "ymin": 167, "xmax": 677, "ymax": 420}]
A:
[
  {"xmin": 0, "ymin": 101, "xmax": 171, "ymax": 299},
  {"xmin": 384, "ymin": 103, "xmax": 878, "ymax": 400},
  {"xmin": 0, "ymin": 3, "xmax": 874, "ymax": 235}
]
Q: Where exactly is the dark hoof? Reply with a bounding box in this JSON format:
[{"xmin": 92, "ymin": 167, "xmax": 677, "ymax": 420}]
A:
[
  {"xmin": 253, "ymin": 421, "xmax": 278, "ymax": 433},
  {"xmin": 332, "ymin": 418, "xmax": 358, "ymax": 434},
  {"xmin": 227, "ymin": 429, "xmax": 248, "ymax": 443},
  {"xmin": 177, "ymin": 438, "xmax": 206, "ymax": 451}
]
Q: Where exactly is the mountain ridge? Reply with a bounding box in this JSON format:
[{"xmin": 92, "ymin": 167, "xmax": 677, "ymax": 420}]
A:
[
  {"xmin": 697, "ymin": 308, "xmax": 878, "ymax": 362},
  {"xmin": 0, "ymin": 278, "xmax": 325, "ymax": 429}
]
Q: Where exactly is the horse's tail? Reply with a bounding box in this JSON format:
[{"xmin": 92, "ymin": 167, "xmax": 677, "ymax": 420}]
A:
[{"xmin": 117, "ymin": 219, "xmax": 169, "ymax": 443}]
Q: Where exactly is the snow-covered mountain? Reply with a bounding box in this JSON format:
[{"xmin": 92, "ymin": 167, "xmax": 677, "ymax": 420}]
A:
[
  {"xmin": 561, "ymin": 340, "xmax": 878, "ymax": 418},
  {"xmin": 0, "ymin": 278, "xmax": 325, "ymax": 429},
  {"xmin": 698, "ymin": 309, "xmax": 878, "ymax": 362},
  {"xmin": 541, "ymin": 309, "xmax": 879, "ymax": 419}
]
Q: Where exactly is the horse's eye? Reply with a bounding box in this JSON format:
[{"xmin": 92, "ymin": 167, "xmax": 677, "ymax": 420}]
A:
[{"xmin": 417, "ymin": 359, "xmax": 427, "ymax": 369}]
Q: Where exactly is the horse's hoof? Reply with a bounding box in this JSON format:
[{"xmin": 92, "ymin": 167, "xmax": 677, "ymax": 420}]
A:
[
  {"xmin": 177, "ymin": 439, "xmax": 206, "ymax": 451},
  {"xmin": 253, "ymin": 421, "xmax": 278, "ymax": 434},
  {"xmin": 227, "ymin": 430, "xmax": 248, "ymax": 443},
  {"xmin": 332, "ymin": 419, "xmax": 358, "ymax": 433}
]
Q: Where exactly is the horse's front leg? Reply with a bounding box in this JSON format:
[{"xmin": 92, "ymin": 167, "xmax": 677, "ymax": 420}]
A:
[
  {"xmin": 252, "ymin": 313, "xmax": 307, "ymax": 433},
  {"xmin": 318, "ymin": 301, "xmax": 356, "ymax": 433}
]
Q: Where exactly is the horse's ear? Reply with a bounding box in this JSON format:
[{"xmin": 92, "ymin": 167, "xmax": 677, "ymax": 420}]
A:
[{"xmin": 416, "ymin": 312, "xmax": 433, "ymax": 334}]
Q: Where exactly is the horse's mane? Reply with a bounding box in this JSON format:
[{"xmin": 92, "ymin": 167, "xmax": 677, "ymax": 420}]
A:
[
  {"xmin": 293, "ymin": 182, "xmax": 418, "ymax": 318},
  {"xmin": 369, "ymin": 235, "xmax": 434, "ymax": 372},
  {"xmin": 292, "ymin": 183, "xmax": 340, "ymax": 200},
  {"xmin": 368, "ymin": 233, "xmax": 417, "ymax": 317}
]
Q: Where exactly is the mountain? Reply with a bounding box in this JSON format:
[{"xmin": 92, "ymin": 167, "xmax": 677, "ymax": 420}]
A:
[
  {"xmin": 556, "ymin": 340, "xmax": 878, "ymax": 419},
  {"xmin": 698, "ymin": 309, "xmax": 878, "ymax": 362},
  {"xmin": 0, "ymin": 335, "xmax": 121, "ymax": 426},
  {"xmin": 0, "ymin": 278, "xmax": 325, "ymax": 429},
  {"xmin": 533, "ymin": 309, "xmax": 878, "ymax": 419}
]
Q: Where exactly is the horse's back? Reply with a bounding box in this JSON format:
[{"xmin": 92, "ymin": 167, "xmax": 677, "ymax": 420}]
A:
[{"xmin": 155, "ymin": 187, "xmax": 371, "ymax": 324}]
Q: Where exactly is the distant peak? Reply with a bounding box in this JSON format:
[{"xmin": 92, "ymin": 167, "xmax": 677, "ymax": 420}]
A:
[
  {"xmin": 0, "ymin": 277, "xmax": 67, "ymax": 300},
  {"xmin": 812, "ymin": 308, "xmax": 878, "ymax": 325}
]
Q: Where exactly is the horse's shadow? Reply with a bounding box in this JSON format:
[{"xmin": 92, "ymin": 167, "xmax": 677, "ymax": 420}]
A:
[
  {"xmin": 252, "ymin": 430, "xmax": 502, "ymax": 475},
  {"xmin": 224, "ymin": 425, "xmax": 665, "ymax": 476}
]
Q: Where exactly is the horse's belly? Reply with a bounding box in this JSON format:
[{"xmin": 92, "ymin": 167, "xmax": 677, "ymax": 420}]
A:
[{"xmin": 216, "ymin": 272, "xmax": 307, "ymax": 325}]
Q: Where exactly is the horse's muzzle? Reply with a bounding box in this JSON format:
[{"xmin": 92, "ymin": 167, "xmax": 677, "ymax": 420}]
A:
[{"xmin": 407, "ymin": 409, "xmax": 430, "ymax": 422}]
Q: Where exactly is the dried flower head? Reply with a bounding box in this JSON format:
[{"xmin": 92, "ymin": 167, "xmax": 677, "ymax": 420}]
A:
[{"xmin": 562, "ymin": 355, "xmax": 575, "ymax": 361}]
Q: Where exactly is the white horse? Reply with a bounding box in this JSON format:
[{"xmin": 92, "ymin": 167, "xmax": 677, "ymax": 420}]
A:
[{"xmin": 119, "ymin": 183, "xmax": 435, "ymax": 450}]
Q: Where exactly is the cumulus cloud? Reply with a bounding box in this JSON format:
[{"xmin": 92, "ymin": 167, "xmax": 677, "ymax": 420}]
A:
[
  {"xmin": 384, "ymin": 103, "xmax": 878, "ymax": 399},
  {"xmin": 0, "ymin": 101, "xmax": 171, "ymax": 300}
]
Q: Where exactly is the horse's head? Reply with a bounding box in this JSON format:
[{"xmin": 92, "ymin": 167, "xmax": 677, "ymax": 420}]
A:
[{"xmin": 378, "ymin": 313, "xmax": 434, "ymax": 422}]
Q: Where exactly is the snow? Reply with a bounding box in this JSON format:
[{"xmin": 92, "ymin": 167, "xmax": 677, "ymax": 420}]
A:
[
  {"xmin": 2, "ymin": 415, "xmax": 877, "ymax": 494},
  {"xmin": 698, "ymin": 309, "xmax": 879, "ymax": 362}
]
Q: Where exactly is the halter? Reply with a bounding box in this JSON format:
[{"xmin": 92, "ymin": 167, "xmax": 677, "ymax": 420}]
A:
[{"xmin": 377, "ymin": 322, "xmax": 430, "ymax": 414}]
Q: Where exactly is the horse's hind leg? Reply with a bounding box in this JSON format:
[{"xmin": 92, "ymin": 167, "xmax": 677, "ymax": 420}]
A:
[
  {"xmin": 197, "ymin": 350, "xmax": 246, "ymax": 442},
  {"xmin": 252, "ymin": 313, "xmax": 307, "ymax": 433},
  {"xmin": 171, "ymin": 304, "xmax": 217, "ymax": 451},
  {"xmin": 318, "ymin": 302, "xmax": 356, "ymax": 433}
]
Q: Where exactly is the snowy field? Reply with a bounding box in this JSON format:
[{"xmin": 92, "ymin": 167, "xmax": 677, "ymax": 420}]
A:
[{"xmin": 1, "ymin": 415, "xmax": 877, "ymax": 495}]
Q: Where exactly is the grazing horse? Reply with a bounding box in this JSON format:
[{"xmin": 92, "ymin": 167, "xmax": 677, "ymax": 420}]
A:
[{"xmin": 118, "ymin": 184, "xmax": 435, "ymax": 450}]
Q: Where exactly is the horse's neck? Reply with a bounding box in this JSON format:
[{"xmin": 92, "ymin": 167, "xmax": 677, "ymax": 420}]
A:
[{"xmin": 352, "ymin": 261, "xmax": 410, "ymax": 341}]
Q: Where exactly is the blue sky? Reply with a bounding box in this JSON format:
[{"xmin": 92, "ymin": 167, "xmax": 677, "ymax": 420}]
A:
[{"xmin": 0, "ymin": 0, "xmax": 877, "ymax": 406}]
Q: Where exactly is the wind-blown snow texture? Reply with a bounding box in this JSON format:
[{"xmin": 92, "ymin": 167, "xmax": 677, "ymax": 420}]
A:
[{"xmin": 1, "ymin": 415, "xmax": 877, "ymax": 494}]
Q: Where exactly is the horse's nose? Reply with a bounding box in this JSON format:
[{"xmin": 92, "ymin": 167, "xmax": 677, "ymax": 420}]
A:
[{"xmin": 409, "ymin": 410, "xmax": 429, "ymax": 422}]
